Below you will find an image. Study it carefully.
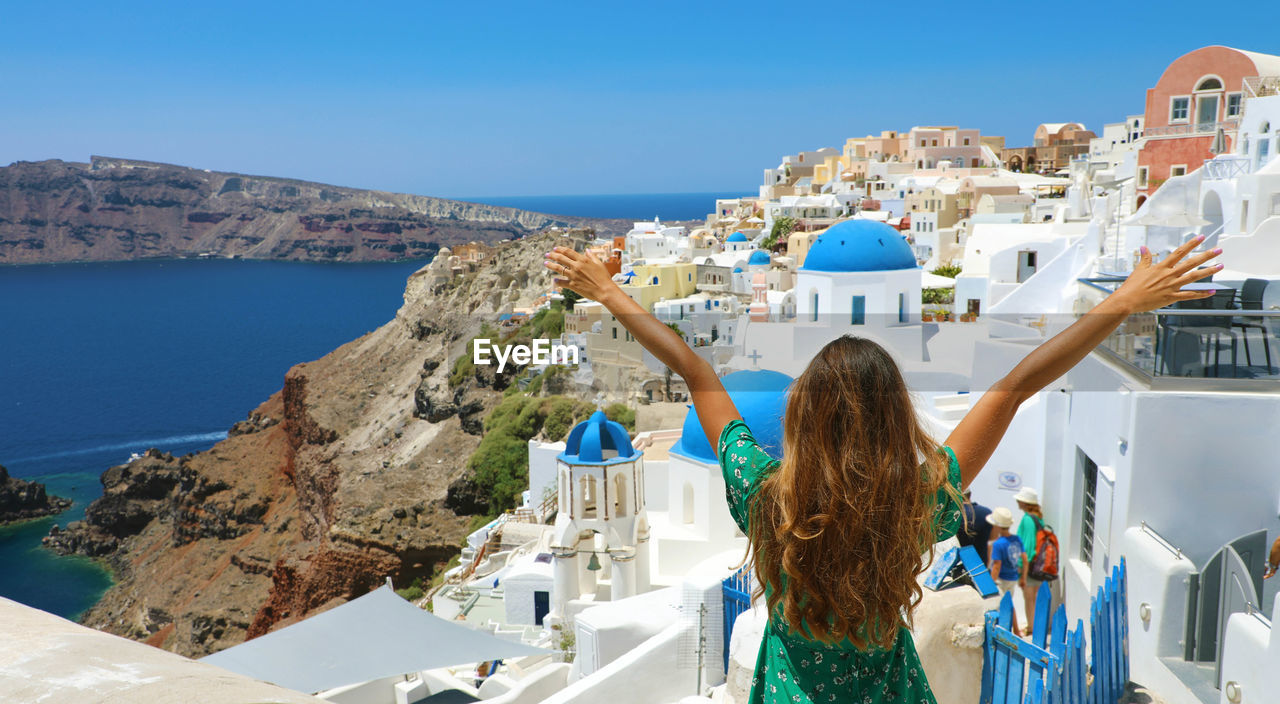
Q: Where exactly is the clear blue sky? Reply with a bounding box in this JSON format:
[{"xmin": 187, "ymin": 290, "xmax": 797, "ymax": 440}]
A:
[{"xmin": 1, "ymin": 2, "xmax": 1275, "ymax": 197}]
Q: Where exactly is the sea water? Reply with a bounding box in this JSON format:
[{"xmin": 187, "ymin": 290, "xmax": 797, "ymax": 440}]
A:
[{"xmin": 0, "ymin": 258, "xmax": 428, "ymax": 619}]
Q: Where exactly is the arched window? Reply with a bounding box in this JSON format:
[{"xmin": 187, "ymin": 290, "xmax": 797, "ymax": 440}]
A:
[
  {"xmin": 1196, "ymin": 77, "xmax": 1223, "ymax": 91},
  {"xmin": 580, "ymin": 475, "xmax": 598, "ymax": 519},
  {"xmin": 613, "ymin": 472, "xmax": 628, "ymax": 518},
  {"xmin": 559, "ymin": 470, "xmax": 570, "ymax": 514}
]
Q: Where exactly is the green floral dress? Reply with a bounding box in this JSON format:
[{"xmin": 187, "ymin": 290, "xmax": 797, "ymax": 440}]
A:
[{"xmin": 717, "ymin": 420, "xmax": 964, "ymax": 704}]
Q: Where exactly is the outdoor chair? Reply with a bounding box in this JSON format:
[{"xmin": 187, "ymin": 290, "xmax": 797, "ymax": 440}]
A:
[
  {"xmin": 1231, "ymin": 278, "xmax": 1274, "ymax": 373},
  {"xmin": 1160, "ymin": 289, "xmax": 1240, "ymax": 377}
]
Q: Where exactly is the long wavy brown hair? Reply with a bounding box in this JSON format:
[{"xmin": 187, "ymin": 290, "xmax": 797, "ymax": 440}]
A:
[{"xmin": 747, "ymin": 335, "xmax": 959, "ymax": 649}]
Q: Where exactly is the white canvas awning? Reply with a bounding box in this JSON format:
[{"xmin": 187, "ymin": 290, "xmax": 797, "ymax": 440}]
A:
[
  {"xmin": 922, "ymin": 272, "xmax": 957, "ymax": 288},
  {"xmin": 200, "ymin": 586, "xmax": 547, "ymax": 694}
]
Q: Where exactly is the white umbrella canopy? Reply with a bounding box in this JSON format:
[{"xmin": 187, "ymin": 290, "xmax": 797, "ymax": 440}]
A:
[
  {"xmin": 922, "ymin": 271, "xmax": 957, "ymax": 288},
  {"xmin": 745, "ymin": 216, "xmax": 765, "ymax": 224},
  {"xmin": 1209, "ymin": 127, "xmax": 1228, "ymax": 155}
]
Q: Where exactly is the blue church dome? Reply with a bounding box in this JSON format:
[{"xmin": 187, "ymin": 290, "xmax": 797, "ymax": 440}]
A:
[
  {"xmin": 670, "ymin": 369, "xmax": 792, "ymax": 463},
  {"xmin": 748, "ymin": 250, "xmax": 771, "ymax": 266},
  {"xmin": 559, "ymin": 410, "xmax": 638, "ymax": 465},
  {"xmin": 799, "ymin": 219, "xmax": 918, "ymax": 273},
  {"xmin": 732, "ymin": 267, "xmax": 743, "ymax": 273},
  {"xmin": 726, "ymin": 231, "xmax": 748, "ymax": 243}
]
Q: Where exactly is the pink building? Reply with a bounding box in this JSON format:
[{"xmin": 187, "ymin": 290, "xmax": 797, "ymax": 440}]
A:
[
  {"xmin": 1136, "ymin": 46, "xmax": 1280, "ymax": 203},
  {"xmin": 905, "ymin": 126, "xmax": 990, "ymax": 169}
]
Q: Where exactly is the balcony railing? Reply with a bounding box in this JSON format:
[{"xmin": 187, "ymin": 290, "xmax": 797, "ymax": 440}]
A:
[
  {"xmin": 1243, "ymin": 75, "xmax": 1280, "ymax": 99},
  {"xmin": 1143, "ymin": 120, "xmax": 1238, "ymax": 139},
  {"xmin": 1202, "ymin": 156, "xmax": 1251, "ymax": 180},
  {"xmin": 1078, "ymin": 278, "xmax": 1280, "ymax": 383}
]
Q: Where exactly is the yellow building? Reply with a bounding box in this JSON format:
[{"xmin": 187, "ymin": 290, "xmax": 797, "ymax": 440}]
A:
[
  {"xmin": 843, "ymin": 137, "xmax": 868, "ymax": 161},
  {"xmin": 786, "ymin": 228, "xmax": 823, "ymax": 267},
  {"xmin": 905, "ymin": 186, "xmax": 961, "ymax": 229},
  {"xmin": 620, "ymin": 262, "xmax": 698, "ymax": 310},
  {"xmin": 812, "ymin": 153, "xmax": 849, "ymax": 186}
]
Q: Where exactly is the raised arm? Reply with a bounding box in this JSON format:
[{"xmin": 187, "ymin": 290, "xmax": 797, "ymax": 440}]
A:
[
  {"xmin": 947, "ymin": 235, "xmax": 1223, "ymax": 489},
  {"xmin": 545, "ymin": 246, "xmax": 740, "ymax": 449}
]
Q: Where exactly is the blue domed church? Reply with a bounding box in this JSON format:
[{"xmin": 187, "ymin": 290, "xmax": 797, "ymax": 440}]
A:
[
  {"xmin": 794, "ymin": 219, "xmax": 921, "ymax": 326},
  {"xmin": 549, "ymin": 410, "xmax": 650, "ymax": 619}
]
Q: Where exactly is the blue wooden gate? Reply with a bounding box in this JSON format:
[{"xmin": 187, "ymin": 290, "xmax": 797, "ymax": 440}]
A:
[
  {"xmin": 722, "ymin": 565, "xmax": 754, "ymax": 671},
  {"xmin": 982, "ymin": 559, "xmax": 1129, "ymax": 704}
]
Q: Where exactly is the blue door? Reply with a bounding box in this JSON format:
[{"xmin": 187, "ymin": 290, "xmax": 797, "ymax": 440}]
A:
[{"xmin": 851, "ymin": 296, "xmax": 865, "ymax": 325}]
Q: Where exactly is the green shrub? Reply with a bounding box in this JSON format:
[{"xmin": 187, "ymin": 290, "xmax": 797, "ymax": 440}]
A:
[
  {"xmin": 931, "ymin": 262, "xmax": 962, "ymax": 278},
  {"xmin": 542, "ymin": 396, "xmax": 581, "ymax": 441},
  {"xmin": 604, "ymin": 402, "xmax": 635, "ymax": 431},
  {"xmin": 923, "ymin": 288, "xmax": 954, "ymax": 305},
  {"xmin": 396, "ymin": 576, "xmax": 425, "ymax": 601},
  {"xmin": 467, "ymin": 394, "xmax": 598, "ymax": 514}
]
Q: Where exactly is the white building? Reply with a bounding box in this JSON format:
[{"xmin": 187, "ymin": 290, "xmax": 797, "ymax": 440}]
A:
[
  {"xmin": 624, "ymin": 219, "xmax": 688, "ymax": 261},
  {"xmin": 793, "ymin": 219, "xmax": 923, "ymax": 327}
]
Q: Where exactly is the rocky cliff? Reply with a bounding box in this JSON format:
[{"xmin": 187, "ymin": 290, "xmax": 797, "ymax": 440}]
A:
[
  {"xmin": 44, "ymin": 230, "xmax": 588, "ymax": 656},
  {"xmin": 0, "ymin": 156, "xmax": 626, "ymax": 264},
  {"xmin": 0, "ymin": 465, "xmax": 71, "ymax": 524}
]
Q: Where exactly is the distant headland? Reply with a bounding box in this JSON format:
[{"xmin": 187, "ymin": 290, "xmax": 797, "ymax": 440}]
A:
[{"xmin": 0, "ymin": 156, "xmax": 629, "ymax": 265}]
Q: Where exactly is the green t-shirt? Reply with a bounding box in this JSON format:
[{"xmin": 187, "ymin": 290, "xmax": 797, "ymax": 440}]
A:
[{"xmin": 1017, "ymin": 513, "xmax": 1040, "ymax": 569}]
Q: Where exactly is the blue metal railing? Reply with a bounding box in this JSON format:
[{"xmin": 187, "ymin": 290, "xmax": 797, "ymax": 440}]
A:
[{"xmin": 721, "ymin": 565, "xmax": 753, "ymax": 671}]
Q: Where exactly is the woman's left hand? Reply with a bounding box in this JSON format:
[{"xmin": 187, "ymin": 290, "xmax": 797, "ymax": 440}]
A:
[{"xmin": 544, "ymin": 246, "xmax": 619, "ymax": 302}]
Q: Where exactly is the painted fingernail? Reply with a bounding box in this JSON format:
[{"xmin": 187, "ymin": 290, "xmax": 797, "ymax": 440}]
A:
[
  {"xmin": 1215, "ymin": 263, "xmax": 1224, "ymax": 269},
  {"xmin": 1194, "ymin": 234, "xmax": 1206, "ymax": 241},
  {"xmin": 1140, "ymin": 246, "xmax": 1148, "ymax": 255},
  {"xmin": 1211, "ymin": 248, "xmax": 1222, "ymax": 254}
]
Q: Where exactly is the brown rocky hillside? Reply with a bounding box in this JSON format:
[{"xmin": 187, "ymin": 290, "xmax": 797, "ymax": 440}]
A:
[{"xmin": 44, "ymin": 230, "xmax": 590, "ymax": 657}]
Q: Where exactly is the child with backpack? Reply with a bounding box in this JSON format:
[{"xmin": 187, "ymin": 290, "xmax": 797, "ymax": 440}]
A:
[{"xmin": 987, "ymin": 507, "xmax": 1026, "ymax": 635}]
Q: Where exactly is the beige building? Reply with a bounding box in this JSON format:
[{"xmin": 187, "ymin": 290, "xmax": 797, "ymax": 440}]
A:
[
  {"xmin": 905, "ymin": 184, "xmax": 962, "ymax": 229},
  {"xmin": 564, "ymin": 300, "xmax": 604, "ymax": 335},
  {"xmin": 975, "ymin": 193, "xmax": 1035, "ymax": 221},
  {"xmin": 863, "ymin": 130, "xmax": 909, "ymax": 162},
  {"xmin": 1000, "ymin": 122, "xmax": 1096, "ymax": 174},
  {"xmin": 957, "ymin": 175, "xmax": 1020, "ymax": 217},
  {"xmin": 785, "ymin": 228, "xmax": 823, "ymax": 267}
]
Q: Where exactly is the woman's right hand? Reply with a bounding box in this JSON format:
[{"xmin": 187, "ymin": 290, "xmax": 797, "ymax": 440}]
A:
[
  {"xmin": 544, "ymin": 246, "xmax": 621, "ymax": 304},
  {"xmin": 1111, "ymin": 235, "xmax": 1223, "ymax": 314}
]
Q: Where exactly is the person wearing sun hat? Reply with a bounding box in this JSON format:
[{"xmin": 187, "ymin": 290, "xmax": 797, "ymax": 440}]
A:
[
  {"xmin": 1014, "ymin": 487, "xmax": 1044, "ymax": 633},
  {"xmin": 987, "ymin": 506, "xmax": 1025, "ymax": 635}
]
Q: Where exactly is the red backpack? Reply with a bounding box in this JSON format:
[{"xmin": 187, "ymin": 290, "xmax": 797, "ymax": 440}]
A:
[{"xmin": 1029, "ymin": 516, "xmax": 1060, "ymax": 581}]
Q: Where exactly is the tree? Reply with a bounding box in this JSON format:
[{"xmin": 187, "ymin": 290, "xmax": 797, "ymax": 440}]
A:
[
  {"xmin": 764, "ymin": 216, "xmax": 796, "ymax": 250},
  {"xmin": 562, "ymin": 288, "xmax": 582, "ymax": 311}
]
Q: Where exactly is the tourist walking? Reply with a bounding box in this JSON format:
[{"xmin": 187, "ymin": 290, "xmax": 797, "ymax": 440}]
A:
[
  {"xmin": 1014, "ymin": 487, "xmax": 1045, "ymax": 633},
  {"xmin": 545, "ymin": 236, "xmax": 1221, "ymax": 703},
  {"xmin": 958, "ymin": 489, "xmax": 993, "ymax": 565},
  {"xmin": 988, "ymin": 507, "xmax": 1025, "ymax": 635}
]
